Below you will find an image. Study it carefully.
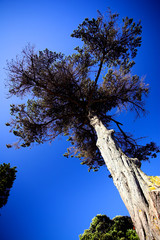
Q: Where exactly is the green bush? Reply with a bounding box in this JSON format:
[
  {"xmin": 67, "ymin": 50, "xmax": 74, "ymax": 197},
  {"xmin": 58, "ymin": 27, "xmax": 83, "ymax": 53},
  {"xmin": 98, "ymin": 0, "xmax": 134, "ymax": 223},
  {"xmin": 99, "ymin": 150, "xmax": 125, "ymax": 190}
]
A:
[{"xmin": 79, "ymin": 214, "xmax": 139, "ymax": 240}]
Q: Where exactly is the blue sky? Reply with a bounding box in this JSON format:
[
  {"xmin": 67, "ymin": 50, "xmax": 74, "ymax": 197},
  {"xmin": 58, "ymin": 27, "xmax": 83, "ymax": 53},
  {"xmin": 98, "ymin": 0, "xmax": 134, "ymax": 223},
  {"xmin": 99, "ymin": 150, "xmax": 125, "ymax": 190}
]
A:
[{"xmin": 0, "ymin": 0, "xmax": 160, "ymax": 239}]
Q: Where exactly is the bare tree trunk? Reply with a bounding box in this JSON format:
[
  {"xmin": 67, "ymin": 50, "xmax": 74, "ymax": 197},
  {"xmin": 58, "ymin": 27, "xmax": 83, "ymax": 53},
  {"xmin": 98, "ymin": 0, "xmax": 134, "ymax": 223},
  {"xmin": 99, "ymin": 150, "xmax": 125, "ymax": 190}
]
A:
[{"xmin": 89, "ymin": 115, "xmax": 160, "ymax": 240}]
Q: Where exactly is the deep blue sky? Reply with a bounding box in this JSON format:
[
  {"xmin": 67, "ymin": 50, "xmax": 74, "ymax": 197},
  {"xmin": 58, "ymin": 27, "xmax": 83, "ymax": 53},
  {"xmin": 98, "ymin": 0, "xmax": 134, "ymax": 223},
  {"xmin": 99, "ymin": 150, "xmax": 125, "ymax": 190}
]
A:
[{"xmin": 0, "ymin": 0, "xmax": 160, "ymax": 239}]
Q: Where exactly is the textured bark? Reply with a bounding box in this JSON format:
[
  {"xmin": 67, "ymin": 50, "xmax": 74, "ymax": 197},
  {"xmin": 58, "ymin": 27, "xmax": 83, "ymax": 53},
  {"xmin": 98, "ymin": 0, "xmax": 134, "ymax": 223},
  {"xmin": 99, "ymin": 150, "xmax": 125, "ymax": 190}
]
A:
[{"xmin": 90, "ymin": 115, "xmax": 160, "ymax": 240}]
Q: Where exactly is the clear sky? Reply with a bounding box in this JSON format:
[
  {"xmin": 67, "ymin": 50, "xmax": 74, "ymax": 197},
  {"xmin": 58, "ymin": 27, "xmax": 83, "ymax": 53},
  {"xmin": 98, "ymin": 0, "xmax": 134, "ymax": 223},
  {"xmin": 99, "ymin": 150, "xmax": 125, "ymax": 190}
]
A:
[{"xmin": 0, "ymin": 0, "xmax": 160, "ymax": 239}]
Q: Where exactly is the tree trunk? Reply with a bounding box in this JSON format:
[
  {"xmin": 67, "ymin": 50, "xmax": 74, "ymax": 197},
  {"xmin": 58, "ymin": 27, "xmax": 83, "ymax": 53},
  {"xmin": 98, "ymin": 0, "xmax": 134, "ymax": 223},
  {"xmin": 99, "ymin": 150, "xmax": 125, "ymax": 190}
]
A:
[{"xmin": 89, "ymin": 115, "xmax": 160, "ymax": 240}]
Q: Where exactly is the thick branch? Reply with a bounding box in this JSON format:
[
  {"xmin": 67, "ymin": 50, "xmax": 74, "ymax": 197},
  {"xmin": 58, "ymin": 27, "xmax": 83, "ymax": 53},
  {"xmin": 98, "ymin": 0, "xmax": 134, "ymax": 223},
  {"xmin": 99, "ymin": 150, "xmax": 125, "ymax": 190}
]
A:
[
  {"xmin": 94, "ymin": 57, "xmax": 104, "ymax": 85},
  {"xmin": 87, "ymin": 57, "xmax": 104, "ymax": 108}
]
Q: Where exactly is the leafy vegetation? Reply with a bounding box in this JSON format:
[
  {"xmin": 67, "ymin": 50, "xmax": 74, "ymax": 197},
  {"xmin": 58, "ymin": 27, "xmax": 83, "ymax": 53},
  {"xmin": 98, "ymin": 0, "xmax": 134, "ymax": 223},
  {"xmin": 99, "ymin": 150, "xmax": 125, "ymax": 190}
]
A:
[
  {"xmin": 79, "ymin": 214, "xmax": 139, "ymax": 240},
  {"xmin": 0, "ymin": 163, "xmax": 17, "ymax": 208},
  {"xmin": 6, "ymin": 10, "xmax": 159, "ymax": 172}
]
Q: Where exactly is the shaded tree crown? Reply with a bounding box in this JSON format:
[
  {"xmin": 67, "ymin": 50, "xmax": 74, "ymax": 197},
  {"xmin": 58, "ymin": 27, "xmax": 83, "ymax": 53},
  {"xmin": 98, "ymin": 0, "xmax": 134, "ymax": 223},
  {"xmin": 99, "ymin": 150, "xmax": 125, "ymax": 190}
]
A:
[
  {"xmin": 6, "ymin": 10, "xmax": 159, "ymax": 171},
  {"xmin": 0, "ymin": 163, "xmax": 17, "ymax": 208}
]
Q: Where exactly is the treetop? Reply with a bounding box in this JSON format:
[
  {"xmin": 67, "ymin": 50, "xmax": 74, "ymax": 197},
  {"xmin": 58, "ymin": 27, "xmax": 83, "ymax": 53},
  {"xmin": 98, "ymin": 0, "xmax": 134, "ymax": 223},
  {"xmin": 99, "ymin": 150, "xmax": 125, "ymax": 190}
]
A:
[{"xmin": 6, "ymin": 10, "xmax": 159, "ymax": 171}]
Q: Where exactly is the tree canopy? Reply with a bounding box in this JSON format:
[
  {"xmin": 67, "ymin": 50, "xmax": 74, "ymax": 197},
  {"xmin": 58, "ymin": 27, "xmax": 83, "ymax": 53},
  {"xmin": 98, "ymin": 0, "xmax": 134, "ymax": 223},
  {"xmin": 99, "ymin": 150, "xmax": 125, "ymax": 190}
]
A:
[
  {"xmin": 6, "ymin": 10, "xmax": 159, "ymax": 171},
  {"xmin": 0, "ymin": 163, "xmax": 17, "ymax": 208},
  {"xmin": 79, "ymin": 214, "xmax": 139, "ymax": 240}
]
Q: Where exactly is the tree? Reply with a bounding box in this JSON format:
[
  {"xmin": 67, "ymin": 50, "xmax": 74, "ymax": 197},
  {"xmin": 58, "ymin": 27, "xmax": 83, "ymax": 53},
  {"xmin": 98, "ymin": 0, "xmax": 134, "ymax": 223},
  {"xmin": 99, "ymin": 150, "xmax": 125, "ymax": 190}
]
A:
[
  {"xmin": 5, "ymin": 10, "xmax": 160, "ymax": 239},
  {"xmin": 0, "ymin": 163, "xmax": 17, "ymax": 208},
  {"xmin": 79, "ymin": 214, "xmax": 139, "ymax": 240}
]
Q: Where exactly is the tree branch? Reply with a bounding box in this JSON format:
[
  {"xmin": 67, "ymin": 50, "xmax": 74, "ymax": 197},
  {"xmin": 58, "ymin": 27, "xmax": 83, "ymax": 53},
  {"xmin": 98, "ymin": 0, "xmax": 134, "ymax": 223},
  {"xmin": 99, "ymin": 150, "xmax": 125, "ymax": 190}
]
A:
[
  {"xmin": 94, "ymin": 57, "xmax": 104, "ymax": 85},
  {"xmin": 22, "ymin": 72, "xmax": 83, "ymax": 108},
  {"xmin": 87, "ymin": 56, "xmax": 104, "ymax": 109}
]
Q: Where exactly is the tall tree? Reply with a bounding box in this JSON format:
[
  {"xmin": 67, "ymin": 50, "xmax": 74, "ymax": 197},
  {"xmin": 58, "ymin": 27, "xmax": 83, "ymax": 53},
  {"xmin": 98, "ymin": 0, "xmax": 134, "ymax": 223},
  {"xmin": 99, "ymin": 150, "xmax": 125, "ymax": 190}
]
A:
[
  {"xmin": 79, "ymin": 214, "xmax": 139, "ymax": 240},
  {"xmin": 0, "ymin": 163, "xmax": 17, "ymax": 208},
  {"xmin": 6, "ymin": 10, "xmax": 160, "ymax": 239}
]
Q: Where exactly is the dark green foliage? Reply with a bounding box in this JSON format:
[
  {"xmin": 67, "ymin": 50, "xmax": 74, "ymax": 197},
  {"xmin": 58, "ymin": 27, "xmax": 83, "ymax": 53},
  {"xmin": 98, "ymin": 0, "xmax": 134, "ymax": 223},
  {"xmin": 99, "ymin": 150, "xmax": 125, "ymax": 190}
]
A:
[
  {"xmin": 79, "ymin": 214, "xmax": 139, "ymax": 240},
  {"xmin": 71, "ymin": 11, "xmax": 142, "ymax": 67},
  {"xmin": 0, "ymin": 163, "xmax": 17, "ymax": 208},
  {"xmin": 6, "ymin": 10, "xmax": 159, "ymax": 171}
]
